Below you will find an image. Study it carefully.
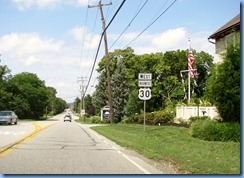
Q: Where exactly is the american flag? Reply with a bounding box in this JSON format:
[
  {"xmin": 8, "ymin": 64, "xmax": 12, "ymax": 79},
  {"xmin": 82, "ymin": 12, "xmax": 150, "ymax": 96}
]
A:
[{"xmin": 188, "ymin": 50, "xmax": 194, "ymax": 78}]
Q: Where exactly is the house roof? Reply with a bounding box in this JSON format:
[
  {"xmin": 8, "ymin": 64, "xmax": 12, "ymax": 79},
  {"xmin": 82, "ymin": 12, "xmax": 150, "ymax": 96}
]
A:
[{"xmin": 209, "ymin": 13, "xmax": 240, "ymax": 40}]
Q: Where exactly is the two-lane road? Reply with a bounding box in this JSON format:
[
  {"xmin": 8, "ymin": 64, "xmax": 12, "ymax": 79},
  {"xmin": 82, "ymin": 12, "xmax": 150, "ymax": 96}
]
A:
[{"xmin": 0, "ymin": 113, "xmax": 165, "ymax": 174}]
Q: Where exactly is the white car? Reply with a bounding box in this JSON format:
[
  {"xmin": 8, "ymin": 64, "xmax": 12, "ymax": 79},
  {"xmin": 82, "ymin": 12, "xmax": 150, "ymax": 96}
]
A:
[
  {"xmin": 64, "ymin": 113, "xmax": 72, "ymax": 122},
  {"xmin": 0, "ymin": 111, "xmax": 18, "ymax": 125}
]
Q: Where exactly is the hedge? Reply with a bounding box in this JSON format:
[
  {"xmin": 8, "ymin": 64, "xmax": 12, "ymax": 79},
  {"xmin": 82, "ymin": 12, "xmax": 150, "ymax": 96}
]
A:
[
  {"xmin": 122, "ymin": 110, "xmax": 174, "ymax": 125},
  {"xmin": 190, "ymin": 120, "xmax": 240, "ymax": 142}
]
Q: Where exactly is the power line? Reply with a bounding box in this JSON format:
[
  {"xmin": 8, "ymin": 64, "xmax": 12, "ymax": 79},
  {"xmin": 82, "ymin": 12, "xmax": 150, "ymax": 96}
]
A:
[
  {"xmin": 123, "ymin": 0, "xmax": 177, "ymax": 49},
  {"xmin": 77, "ymin": 0, "xmax": 90, "ymax": 78},
  {"xmin": 83, "ymin": 0, "xmax": 127, "ymax": 99},
  {"xmin": 105, "ymin": 0, "xmax": 119, "ymax": 21},
  {"xmin": 85, "ymin": 8, "xmax": 99, "ymax": 78},
  {"xmin": 109, "ymin": 0, "xmax": 148, "ymax": 50}
]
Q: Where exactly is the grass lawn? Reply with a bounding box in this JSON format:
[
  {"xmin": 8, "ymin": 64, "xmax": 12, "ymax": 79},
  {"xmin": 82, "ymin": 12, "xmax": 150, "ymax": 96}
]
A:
[{"xmin": 91, "ymin": 123, "xmax": 240, "ymax": 174}]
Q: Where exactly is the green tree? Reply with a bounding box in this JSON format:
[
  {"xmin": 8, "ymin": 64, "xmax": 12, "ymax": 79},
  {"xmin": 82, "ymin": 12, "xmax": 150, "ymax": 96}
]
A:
[
  {"xmin": 84, "ymin": 94, "xmax": 96, "ymax": 115},
  {"xmin": 6, "ymin": 72, "xmax": 49, "ymax": 118},
  {"xmin": 46, "ymin": 87, "xmax": 57, "ymax": 115},
  {"xmin": 73, "ymin": 97, "xmax": 81, "ymax": 114},
  {"xmin": 92, "ymin": 70, "xmax": 108, "ymax": 113},
  {"xmin": 0, "ymin": 64, "xmax": 11, "ymax": 82},
  {"xmin": 154, "ymin": 50, "xmax": 213, "ymax": 107},
  {"xmin": 53, "ymin": 97, "xmax": 67, "ymax": 114},
  {"xmin": 125, "ymin": 89, "xmax": 143, "ymax": 115},
  {"xmin": 111, "ymin": 57, "xmax": 130, "ymax": 122},
  {"xmin": 0, "ymin": 64, "xmax": 12, "ymax": 110},
  {"xmin": 206, "ymin": 41, "xmax": 240, "ymax": 122}
]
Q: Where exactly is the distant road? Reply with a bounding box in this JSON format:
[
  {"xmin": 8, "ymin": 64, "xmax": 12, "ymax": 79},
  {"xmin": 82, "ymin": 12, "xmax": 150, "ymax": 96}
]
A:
[{"xmin": 0, "ymin": 113, "xmax": 163, "ymax": 174}]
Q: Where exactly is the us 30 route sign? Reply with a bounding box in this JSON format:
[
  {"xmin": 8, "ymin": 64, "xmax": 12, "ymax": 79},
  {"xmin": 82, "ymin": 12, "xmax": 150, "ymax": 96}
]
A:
[{"xmin": 138, "ymin": 88, "xmax": 151, "ymax": 100}]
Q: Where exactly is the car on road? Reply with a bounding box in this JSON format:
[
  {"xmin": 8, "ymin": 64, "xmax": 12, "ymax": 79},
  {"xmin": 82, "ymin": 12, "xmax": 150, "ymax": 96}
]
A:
[
  {"xmin": 0, "ymin": 111, "xmax": 18, "ymax": 125},
  {"xmin": 64, "ymin": 113, "xmax": 72, "ymax": 122}
]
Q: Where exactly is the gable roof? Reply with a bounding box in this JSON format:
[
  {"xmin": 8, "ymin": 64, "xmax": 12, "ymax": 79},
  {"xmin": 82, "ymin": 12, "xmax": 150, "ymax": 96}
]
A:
[{"xmin": 209, "ymin": 13, "xmax": 240, "ymax": 40}]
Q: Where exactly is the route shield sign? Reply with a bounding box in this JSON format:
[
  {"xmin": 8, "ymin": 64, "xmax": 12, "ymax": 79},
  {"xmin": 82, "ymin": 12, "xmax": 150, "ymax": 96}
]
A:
[{"xmin": 138, "ymin": 88, "xmax": 151, "ymax": 100}]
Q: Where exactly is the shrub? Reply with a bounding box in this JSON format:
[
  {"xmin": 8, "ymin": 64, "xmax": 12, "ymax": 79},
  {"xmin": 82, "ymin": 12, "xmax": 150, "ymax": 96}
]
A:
[
  {"xmin": 153, "ymin": 110, "xmax": 174, "ymax": 125},
  {"xmin": 91, "ymin": 116, "xmax": 102, "ymax": 123},
  {"xmin": 190, "ymin": 120, "xmax": 240, "ymax": 142},
  {"xmin": 189, "ymin": 116, "xmax": 210, "ymax": 123},
  {"xmin": 127, "ymin": 110, "xmax": 174, "ymax": 125},
  {"xmin": 177, "ymin": 118, "xmax": 190, "ymax": 127},
  {"xmin": 83, "ymin": 113, "xmax": 90, "ymax": 118}
]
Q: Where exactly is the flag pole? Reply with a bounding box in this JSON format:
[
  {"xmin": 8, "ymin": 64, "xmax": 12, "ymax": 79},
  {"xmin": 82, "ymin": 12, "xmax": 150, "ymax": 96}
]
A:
[{"xmin": 188, "ymin": 38, "xmax": 191, "ymax": 103}]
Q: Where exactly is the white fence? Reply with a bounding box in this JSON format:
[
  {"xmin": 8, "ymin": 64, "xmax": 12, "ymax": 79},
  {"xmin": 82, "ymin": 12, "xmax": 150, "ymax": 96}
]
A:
[{"xmin": 176, "ymin": 106, "xmax": 219, "ymax": 120}]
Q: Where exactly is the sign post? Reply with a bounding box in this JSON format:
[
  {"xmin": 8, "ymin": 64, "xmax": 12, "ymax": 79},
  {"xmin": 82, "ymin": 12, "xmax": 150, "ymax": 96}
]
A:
[{"xmin": 138, "ymin": 73, "xmax": 152, "ymax": 132}]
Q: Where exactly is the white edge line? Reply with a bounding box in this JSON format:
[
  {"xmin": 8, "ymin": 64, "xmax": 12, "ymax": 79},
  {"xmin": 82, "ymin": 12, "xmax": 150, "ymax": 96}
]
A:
[{"xmin": 80, "ymin": 124, "xmax": 151, "ymax": 174}]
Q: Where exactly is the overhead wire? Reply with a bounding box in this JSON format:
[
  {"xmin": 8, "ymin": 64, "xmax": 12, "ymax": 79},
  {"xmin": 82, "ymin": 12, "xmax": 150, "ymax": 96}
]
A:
[
  {"xmin": 146, "ymin": 0, "xmax": 170, "ymax": 27},
  {"xmin": 82, "ymin": 0, "xmax": 127, "ymax": 98},
  {"xmin": 123, "ymin": 0, "xmax": 178, "ymax": 49},
  {"xmin": 85, "ymin": 8, "xmax": 99, "ymax": 78},
  {"xmin": 105, "ymin": 0, "xmax": 119, "ymax": 21},
  {"xmin": 77, "ymin": 0, "xmax": 90, "ymax": 78},
  {"xmin": 109, "ymin": 0, "xmax": 148, "ymax": 50}
]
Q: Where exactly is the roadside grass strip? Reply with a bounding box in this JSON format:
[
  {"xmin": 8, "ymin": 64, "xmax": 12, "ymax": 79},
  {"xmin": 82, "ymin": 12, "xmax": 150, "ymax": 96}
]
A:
[{"xmin": 0, "ymin": 122, "xmax": 56, "ymax": 158}]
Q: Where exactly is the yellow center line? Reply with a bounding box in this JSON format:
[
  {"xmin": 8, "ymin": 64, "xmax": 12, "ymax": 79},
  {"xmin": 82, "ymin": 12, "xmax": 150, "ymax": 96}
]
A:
[{"xmin": 0, "ymin": 122, "xmax": 57, "ymax": 158}]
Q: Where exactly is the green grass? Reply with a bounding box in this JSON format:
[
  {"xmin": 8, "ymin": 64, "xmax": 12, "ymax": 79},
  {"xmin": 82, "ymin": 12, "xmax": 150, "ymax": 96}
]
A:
[
  {"xmin": 75, "ymin": 117, "xmax": 93, "ymax": 124},
  {"xmin": 91, "ymin": 124, "xmax": 240, "ymax": 174}
]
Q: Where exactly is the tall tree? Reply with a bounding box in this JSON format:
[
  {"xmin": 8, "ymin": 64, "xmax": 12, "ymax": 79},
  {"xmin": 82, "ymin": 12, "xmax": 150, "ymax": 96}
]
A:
[
  {"xmin": 46, "ymin": 87, "xmax": 57, "ymax": 115},
  {"xmin": 73, "ymin": 97, "xmax": 81, "ymax": 114},
  {"xmin": 111, "ymin": 57, "xmax": 129, "ymax": 122},
  {"xmin": 84, "ymin": 94, "xmax": 96, "ymax": 115},
  {"xmin": 6, "ymin": 72, "xmax": 49, "ymax": 118},
  {"xmin": 92, "ymin": 70, "xmax": 108, "ymax": 113},
  {"xmin": 206, "ymin": 40, "xmax": 240, "ymax": 122}
]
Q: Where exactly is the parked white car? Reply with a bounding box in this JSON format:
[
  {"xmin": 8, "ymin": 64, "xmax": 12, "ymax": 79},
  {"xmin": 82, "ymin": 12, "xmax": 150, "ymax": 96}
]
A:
[{"xmin": 0, "ymin": 111, "xmax": 18, "ymax": 125}]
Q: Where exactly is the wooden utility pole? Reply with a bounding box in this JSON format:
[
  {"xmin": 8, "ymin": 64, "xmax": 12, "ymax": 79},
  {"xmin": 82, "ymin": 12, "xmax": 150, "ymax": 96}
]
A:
[
  {"xmin": 88, "ymin": 1, "xmax": 114, "ymax": 123},
  {"xmin": 77, "ymin": 76, "xmax": 87, "ymax": 114}
]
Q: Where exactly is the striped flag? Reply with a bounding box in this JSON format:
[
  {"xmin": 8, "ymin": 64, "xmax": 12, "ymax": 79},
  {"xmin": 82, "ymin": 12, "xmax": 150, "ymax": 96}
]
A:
[{"xmin": 188, "ymin": 50, "xmax": 194, "ymax": 78}]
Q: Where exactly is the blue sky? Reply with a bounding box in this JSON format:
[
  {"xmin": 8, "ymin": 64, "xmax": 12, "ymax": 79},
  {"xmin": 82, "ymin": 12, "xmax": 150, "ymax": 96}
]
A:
[{"xmin": 0, "ymin": 0, "xmax": 241, "ymax": 103}]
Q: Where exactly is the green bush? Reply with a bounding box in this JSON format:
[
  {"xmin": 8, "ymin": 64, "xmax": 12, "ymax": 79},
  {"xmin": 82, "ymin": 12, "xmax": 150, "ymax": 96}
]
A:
[
  {"xmin": 91, "ymin": 116, "xmax": 111, "ymax": 124},
  {"xmin": 153, "ymin": 110, "xmax": 174, "ymax": 125},
  {"xmin": 190, "ymin": 120, "xmax": 240, "ymax": 142},
  {"xmin": 189, "ymin": 116, "xmax": 210, "ymax": 123},
  {"xmin": 121, "ymin": 117, "xmax": 130, "ymax": 124},
  {"xmin": 126, "ymin": 110, "xmax": 174, "ymax": 125},
  {"xmin": 91, "ymin": 116, "xmax": 102, "ymax": 123},
  {"xmin": 83, "ymin": 113, "xmax": 90, "ymax": 118}
]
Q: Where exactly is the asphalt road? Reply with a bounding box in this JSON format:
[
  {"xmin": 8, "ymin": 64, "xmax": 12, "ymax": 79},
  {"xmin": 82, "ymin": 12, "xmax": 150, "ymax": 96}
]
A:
[{"xmin": 0, "ymin": 113, "xmax": 164, "ymax": 174}]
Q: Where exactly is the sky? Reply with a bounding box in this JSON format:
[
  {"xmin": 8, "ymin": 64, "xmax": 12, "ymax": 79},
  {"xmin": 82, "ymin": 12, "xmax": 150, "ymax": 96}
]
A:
[{"xmin": 0, "ymin": 0, "xmax": 241, "ymax": 103}]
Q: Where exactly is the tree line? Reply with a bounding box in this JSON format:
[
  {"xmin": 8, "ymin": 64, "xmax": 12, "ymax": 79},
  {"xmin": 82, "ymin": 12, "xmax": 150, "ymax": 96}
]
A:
[
  {"xmin": 0, "ymin": 65, "xmax": 67, "ymax": 119},
  {"xmin": 73, "ymin": 43, "xmax": 240, "ymax": 123}
]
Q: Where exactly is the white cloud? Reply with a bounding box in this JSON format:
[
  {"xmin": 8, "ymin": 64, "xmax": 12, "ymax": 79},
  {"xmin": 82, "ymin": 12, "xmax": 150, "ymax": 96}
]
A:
[
  {"xmin": 68, "ymin": 26, "xmax": 86, "ymax": 41},
  {"xmin": 0, "ymin": 33, "xmax": 63, "ymax": 57},
  {"xmin": 68, "ymin": 26, "xmax": 100, "ymax": 50},
  {"xmin": 25, "ymin": 55, "xmax": 39, "ymax": 66},
  {"xmin": 152, "ymin": 27, "xmax": 188, "ymax": 51},
  {"xmin": 110, "ymin": 27, "xmax": 214, "ymax": 56}
]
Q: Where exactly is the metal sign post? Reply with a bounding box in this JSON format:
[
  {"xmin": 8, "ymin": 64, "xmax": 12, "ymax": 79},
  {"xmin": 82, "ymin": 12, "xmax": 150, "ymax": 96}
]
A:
[{"xmin": 138, "ymin": 73, "xmax": 152, "ymax": 132}]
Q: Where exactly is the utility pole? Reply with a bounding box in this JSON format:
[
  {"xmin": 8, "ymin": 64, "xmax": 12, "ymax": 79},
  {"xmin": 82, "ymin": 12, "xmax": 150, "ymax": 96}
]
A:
[
  {"xmin": 77, "ymin": 76, "xmax": 87, "ymax": 115},
  {"xmin": 88, "ymin": 1, "xmax": 114, "ymax": 123}
]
